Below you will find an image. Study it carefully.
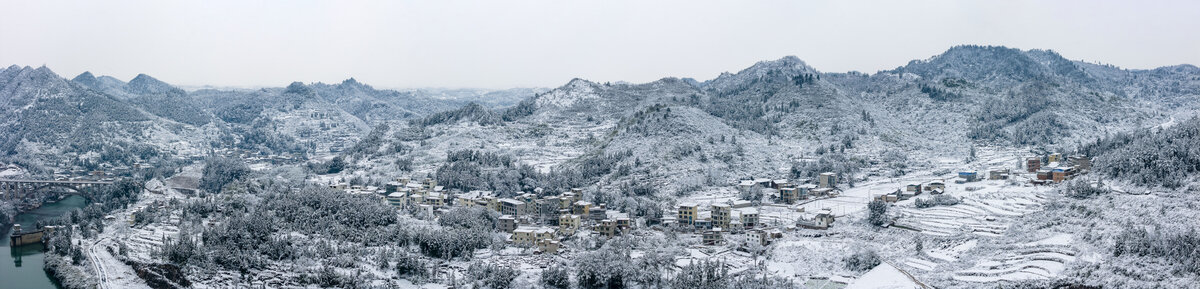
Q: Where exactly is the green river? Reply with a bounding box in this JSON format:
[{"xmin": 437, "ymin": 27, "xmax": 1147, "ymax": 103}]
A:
[{"xmin": 1, "ymin": 195, "xmax": 89, "ymax": 289}]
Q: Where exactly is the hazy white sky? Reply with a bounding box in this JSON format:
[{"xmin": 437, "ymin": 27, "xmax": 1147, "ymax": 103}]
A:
[{"xmin": 2, "ymin": 0, "xmax": 1197, "ymax": 89}]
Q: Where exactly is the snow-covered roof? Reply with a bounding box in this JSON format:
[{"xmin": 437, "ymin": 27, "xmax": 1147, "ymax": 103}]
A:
[
  {"xmin": 845, "ymin": 262, "xmax": 926, "ymax": 289},
  {"xmin": 735, "ymin": 208, "xmax": 759, "ymax": 215}
]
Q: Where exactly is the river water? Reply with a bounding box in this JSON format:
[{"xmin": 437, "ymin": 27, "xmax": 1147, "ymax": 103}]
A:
[{"xmin": 1, "ymin": 195, "xmax": 89, "ymax": 289}]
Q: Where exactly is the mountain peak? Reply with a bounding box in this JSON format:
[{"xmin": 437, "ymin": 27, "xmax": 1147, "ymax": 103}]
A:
[
  {"xmin": 338, "ymin": 77, "xmax": 373, "ymax": 90},
  {"xmin": 285, "ymin": 81, "xmax": 314, "ymax": 95},
  {"xmin": 72, "ymin": 71, "xmax": 100, "ymax": 88},
  {"xmin": 31, "ymin": 65, "xmax": 61, "ymax": 79},
  {"xmin": 126, "ymin": 73, "xmax": 182, "ymax": 95}
]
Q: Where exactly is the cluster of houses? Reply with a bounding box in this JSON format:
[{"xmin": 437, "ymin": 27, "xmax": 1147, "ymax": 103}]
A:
[
  {"xmin": 344, "ymin": 178, "xmax": 638, "ymax": 254},
  {"xmin": 325, "ymin": 173, "xmax": 850, "ymax": 254},
  {"xmin": 875, "ymin": 181, "xmax": 947, "ymax": 203},
  {"xmin": 1028, "ymin": 153, "xmax": 1090, "ymax": 185},
  {"xmin": 737, "ymin": 172, "xmax": 840, "ymax": 205}
]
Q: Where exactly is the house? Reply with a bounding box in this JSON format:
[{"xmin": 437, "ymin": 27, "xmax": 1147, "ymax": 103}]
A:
[
  {"xmin": 924, "ymin": 181, "xmax": 945, "ymax": 192},
  {"xmin": 797, "ymin": 184, "xmax": 816, "ymax": 199},
  {"xmin": 798, "ymin": 209, "xmax": 835, "ymax": 229},
  {"xmin": 735, "ymin": 208, "xmax": 759, "ymax": 229},
  {"xmin": 737, "ymin": 180, "xmax": 757, "ymax": 195},
  {"xmin": 957, "ymin": 171, "xmax": 978, "ymax": 183},
  {"xmin": 423, "ymin": 192, "xmax": 446, "ymax": 207},
  {"xmin": 1051, "ymin": 166, "xmax": 1075, "ymax": 183},
  {"xmin": 422, "ymin": 178, "xmax": 438, "ymax": 190},
  {"xmin": 537, "ymin": 239, "xmax": 560, "ymax": 254},
  {"xmin": 731, "ymin": 200, "xmax": 754, "ymax": 209},
  {"xmin": 595, "ymin": 219, "xmax": 617, "ymax": 238},
  {"xmin": 875, "ymin": 192, "xmax": 899, "ymax": 203},
  {"xmin": 905, "ymin": 184, "xmax": 922, "ymax": 193},
  {"xmin": 771, "ymin": 179, "xmax": 792, "ymax": 190},
  {"xmin": 511, "ymin": 226, "xmax": 555, "ymax": 246},
  {"xmin": 754, "ymin": 178, "xmax": 773, "ymax": 187},
  {"xmin": 1036, "ymin": 169, "xmax": 1053, "ymax": 180},
  {"xmin": 605, "ymin": 210, "xmax": 632, "ymax": 230},
  {"xmin": 677, "ymin": 203, "xmax": 698, "ymax": 225},
  {"xmin": 499, "ymin": 215, "xmax": 518, "ymax": 233},
  {"xmin": 559, "ymin": 214, "xmax": 581, "ymax": 235},
  {"xmin": 1069, "ymin": 156, "xmax": 1091, "ymax": 171},
  {"xmin": 560, "ymin": 192, "xmax": 580, "ymax": 209},
  {"xmin": 386, "ymin": 192, "xmax": 407, "ymax": 208},
  {"xmin": 500, "ymin": 198, "xmax": 526, "ymax": 216},
  {"xmin": 588, "ymin": 206, "xmax": 608, "ymax": 222},
  {"xmin": 1026, "ymin": 157, "xmax": 1042, "ymax": 173},
  {"xmin": 748, "ymin": 229, "xmax": 771, "ymax": 246},
  {"xmin": 712, "ymin": 204, "xmax": 732, "ymax": 229},
  {"xmin": 811, "ymin": 187, "xmax": 834, "ymax": 198},
  {"xmin": 1048, "ymin": 153, "xmax": 1062, "ymax": 164},
  {"xmin": 702, "ymin": 228, "xmax": 723, "ymax": 245},
  {"xmin": 779, "ymin": 187, "xmax": 799, "ymax": 204},
  {"xmin": 815, "ymin": 209, "xmax": 835, "ymax": 228},
  {"xmin": 989, "ymin": 169, "xmax": 1010, "ymax": 180},
  {"xmin": 573, "ymin": 201, "xmax": 593, "ymax": 215},
  {"xmin": 818, "ymin": 172, "xmax": 837, "ymax": 188},
  {"xmin": 408, "ymin": 194, "xmax": 424, "ymax": 206}
]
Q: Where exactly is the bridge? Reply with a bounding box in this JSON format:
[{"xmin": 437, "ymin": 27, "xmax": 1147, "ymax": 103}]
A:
[{"xmin": 0, "ymin": 179, "xmax": 114, "ymax": 201}]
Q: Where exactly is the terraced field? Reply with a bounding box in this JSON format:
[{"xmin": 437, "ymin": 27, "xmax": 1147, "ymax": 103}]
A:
[
  {"xmin": 895, "ymin": 192, "xmax": 1048, "ymax": 237},
  {"xmin": 952, "ymin": 234, "xmax": 1077, "ymax": 282}
]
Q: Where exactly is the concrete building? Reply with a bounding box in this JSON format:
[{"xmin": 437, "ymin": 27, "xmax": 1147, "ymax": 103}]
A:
[
  {"xmin": 1027, "ymin": 157, "xmax": 1042, "ymax": 173},
  {"xmin": 677, "ymin": 203, "xmax": 698, "ymax": 225},
  {"xmin": 925, "ymin": 181, "xmax": 945, "ymax": 192},
  {"xmin": 712, "ymin": 204, "xmax": 731, "ymax": 229},
  {"xmin": 818, "ymin": 172, "xmax": 837, "ymax": 188},
  {"xmin": 499, "ymin": 215, "xmax": 517, "ymax": 233},
  {"xmin": 500, "ymin": 198, "xmax": 526, "ymax": 216},
  {"xmin": 779, "ymin": 187, "xmax": 799, "ymax": 204},
  {"xmin": 512, "ymin": 226, "xmax": 555, "ymax": 246},
  {"xmin": 386, "ymin": 192, "xmax": 407, "ymax": 208},
  {"xmin": 573, "ymin": 201, "xmax": 593, "ymax": 215},
  {"xmin": 702, "ymin": 228, "xmax": 723, "ymax": 245},
  {"xmin": 537, "ymin": 239, "xmax": 560, "ymax": 254},
  {"xmin": 735, "ymin": 208, "xmax": 759, "ymax": 229},
  {"xmin": 559, "ymin": 214, "xmax": 581, "ymax": 235}
]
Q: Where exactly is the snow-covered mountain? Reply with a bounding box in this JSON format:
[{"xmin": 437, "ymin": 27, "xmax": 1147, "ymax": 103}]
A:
[
  {"xmin": 1, "ymin": 45, "xmax": 1196, "ymax": 183},
  {"xmin": 344, "ymin": 45, "xmax": 1195, "ymax": 196},
  {"xmin": 0, "ymin": 66, "xmax": 487, "ymax": 174}
]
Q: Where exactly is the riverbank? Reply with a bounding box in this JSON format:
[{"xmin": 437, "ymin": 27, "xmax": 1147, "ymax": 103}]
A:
[{"xmin": 0, "ymin": 195, "xmax": 89, "ymax": 289}]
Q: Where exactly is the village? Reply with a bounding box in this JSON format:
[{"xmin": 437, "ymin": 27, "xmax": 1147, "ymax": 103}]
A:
[{"xmin": 318, "ymin": 150, "xmax": 1093, "ymax": 265}]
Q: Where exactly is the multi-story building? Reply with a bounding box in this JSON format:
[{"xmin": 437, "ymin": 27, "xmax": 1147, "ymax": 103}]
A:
[
  {"xmin": 712, "ymin": 204, "xmax": 731, "ymax": 229},
  {"xmin": 779, "ymin": 187, "xmax": 799, "ymax": 204},
  {"xmin": 572, "ymin": 201, "xmax": 593, "ymax": 215},
  {"xmin": 558, "ymin": 214, "xmax": 581, "ymax": 235},
  {"xmin": 386, "ymin": 192, "xmax": 407, "ymax": 208},
  {"xmin": 677, "ymin": 203, "xmax": 698, "ymax": 225},
  {"xmin": 735, "ymin": 208, "xmax": 759, "ymax": 229},
  {"xmin": 511, "ymin": 226, "xmax": 555, "ymax": 246},
  {"xmin": 818, "ymin": 172, "xmax": 837, "ymax": 188},
  {"xmin": 500, "ymin": 198, "xmax": 526, "ymax": 216},
  {"xmin": 499, "ymin": 215, "xmax": 517, "ymax": 233}
]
